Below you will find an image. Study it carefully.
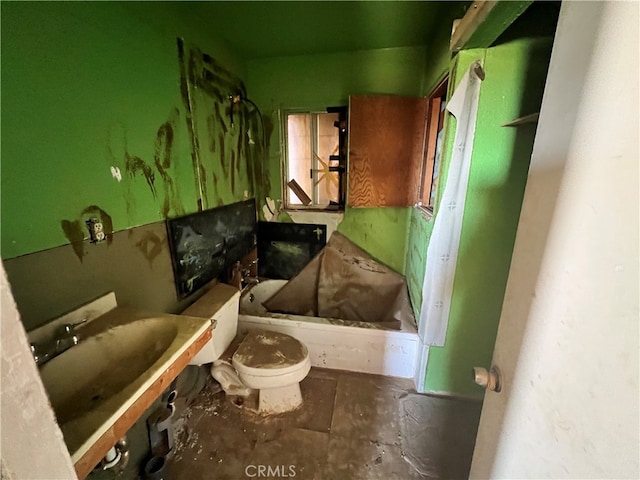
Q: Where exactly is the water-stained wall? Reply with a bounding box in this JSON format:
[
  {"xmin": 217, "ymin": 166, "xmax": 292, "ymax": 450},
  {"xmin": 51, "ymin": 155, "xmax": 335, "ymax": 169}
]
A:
[
  {"xmin": 1, "ymin": 3, "xmax": 257, "ymax": 259},
  {"xmin": 179, "ymin": 43, "xmax": 266, "ymax": 210},
  {"xmin": 1, "ymin": 2, "xmax": 259, "ymax": 328}
]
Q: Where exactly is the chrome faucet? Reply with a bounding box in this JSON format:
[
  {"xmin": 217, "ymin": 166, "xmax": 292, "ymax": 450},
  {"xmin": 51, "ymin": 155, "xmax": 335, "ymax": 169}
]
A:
[
  {"xmin": 31, "ymin": 319, "xmax": 86, "ymax": 366},
  {"xmin": 30, "ymin": 343, "xmax": 46, "ymax": 366},
  {"xmin": 56, "ymin": 322, "xmax": 81, "ymax": 352},
  {"xmin": 232, "ymin": 258, "xmax": 260, "ymax": 291}
]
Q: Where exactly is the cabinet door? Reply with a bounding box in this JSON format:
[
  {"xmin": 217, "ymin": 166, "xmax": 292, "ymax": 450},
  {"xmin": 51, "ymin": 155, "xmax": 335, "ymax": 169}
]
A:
[{"xmin": 348, "ymin": 95, "xmax": 428, "ymax": 207}]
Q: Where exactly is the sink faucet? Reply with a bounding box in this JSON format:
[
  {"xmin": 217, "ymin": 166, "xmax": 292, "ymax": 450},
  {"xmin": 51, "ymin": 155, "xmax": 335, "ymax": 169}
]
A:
[
  {"xmin": 56, "ymin": 322, "xmax": 81, "ymax": 352},
  {"xmin": 30, "ymin": 343, "xmax": 47, "ymax": 366},
  {"xmin": 31, "ymin": 319, "xmax": 86, "ymax": 366},
  {"xmin": 231, "ymin": 259, "xmax": 260, "ymax": 291}
]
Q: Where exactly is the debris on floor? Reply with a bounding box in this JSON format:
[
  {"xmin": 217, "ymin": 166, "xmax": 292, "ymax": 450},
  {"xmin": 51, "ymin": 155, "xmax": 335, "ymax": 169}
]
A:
[{"xmin": 167, "ymin": 368, "xmax": 481, "ymax": 479}]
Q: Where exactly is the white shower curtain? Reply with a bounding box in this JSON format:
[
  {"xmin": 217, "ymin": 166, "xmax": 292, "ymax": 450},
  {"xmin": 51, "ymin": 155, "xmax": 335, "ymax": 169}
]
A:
[{"xmin": 418, "ymin": 61, "xmax": 484, "ymax": 347}]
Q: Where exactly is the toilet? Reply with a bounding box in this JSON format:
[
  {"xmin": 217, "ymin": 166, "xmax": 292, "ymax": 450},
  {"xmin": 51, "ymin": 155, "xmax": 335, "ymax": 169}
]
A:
[{"xmin": 181, "ymin": 283, "xmax": 311, "ymax": 414}]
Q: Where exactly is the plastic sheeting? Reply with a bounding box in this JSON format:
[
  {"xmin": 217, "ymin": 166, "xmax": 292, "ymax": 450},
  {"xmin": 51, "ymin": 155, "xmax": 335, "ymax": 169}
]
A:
[
  {"xmin": 263, "ymin": 232, "xmax": 414, "ymax": 330},
  {"xmin": 418, "ymin": 61, "xmax": 484, "ymax": 346}
]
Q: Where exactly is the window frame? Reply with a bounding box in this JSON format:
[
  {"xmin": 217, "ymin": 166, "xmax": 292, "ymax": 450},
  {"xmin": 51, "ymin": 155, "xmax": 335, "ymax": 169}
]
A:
[
  {"xmin": 418, "ymin": 77, "xmax": 449, "ymax": 214},
  {"xmin": 282, "ymin": 108, "xmax": 346, "ymax": 211}
]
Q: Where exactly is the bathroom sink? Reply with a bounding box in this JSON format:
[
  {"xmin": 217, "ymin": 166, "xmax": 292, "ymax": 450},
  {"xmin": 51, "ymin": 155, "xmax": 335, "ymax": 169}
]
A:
[
  {"xmin": 39, "ymin": 318, "xmax": 178, "ymax": 425},
  {"xmin": 31, "ymin": 305, "xmax": 211, "ymax": 478}
]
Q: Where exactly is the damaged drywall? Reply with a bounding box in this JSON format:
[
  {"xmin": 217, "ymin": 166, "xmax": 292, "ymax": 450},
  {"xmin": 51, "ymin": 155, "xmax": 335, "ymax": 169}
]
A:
[
  {"xmin": 178, "ymin": 39, "xmax": 262, "ymax": 211},
  {"xmin": 107, "ymin": 108, "xmax": 186, "ymax": 223},
  {"xmin": 60, "ymin": 205, "xmax": 114, "ymax": 262},
  {"xmin": 2, "ymin": 3, "xmax": 254, "ymax": 260}
]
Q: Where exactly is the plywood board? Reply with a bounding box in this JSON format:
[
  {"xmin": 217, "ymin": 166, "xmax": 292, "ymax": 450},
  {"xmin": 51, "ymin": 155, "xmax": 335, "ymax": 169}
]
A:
[{"xmin": 348, "ymin": 95, "xmax": 428, "ymax": 207}]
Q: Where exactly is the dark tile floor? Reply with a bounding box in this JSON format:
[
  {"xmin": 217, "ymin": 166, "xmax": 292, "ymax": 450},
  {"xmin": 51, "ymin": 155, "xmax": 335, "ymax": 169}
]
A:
[{"xmin": 167, "ymin": 368, "xmax": 482, "ymax": 480}]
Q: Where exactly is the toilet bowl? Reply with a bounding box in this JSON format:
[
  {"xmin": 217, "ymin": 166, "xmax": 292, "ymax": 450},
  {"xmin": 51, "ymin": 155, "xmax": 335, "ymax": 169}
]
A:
[
  {"xmin": 231, "ymin": 330, "xmax": 311, "ymax": 413},
  {"xmin": 182, "ymin": 283, "xmax": 311, "ymax": 414}
]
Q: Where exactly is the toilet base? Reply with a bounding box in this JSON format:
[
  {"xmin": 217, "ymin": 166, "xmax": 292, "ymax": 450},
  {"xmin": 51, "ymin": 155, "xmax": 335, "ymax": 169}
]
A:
[{"xmin": 258, "ymin": 383, "xmax": 303, "ymax": 414}]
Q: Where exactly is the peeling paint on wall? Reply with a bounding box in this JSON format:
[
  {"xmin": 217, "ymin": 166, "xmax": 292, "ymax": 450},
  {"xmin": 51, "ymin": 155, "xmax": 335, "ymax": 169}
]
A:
[
  {"xmin": 179, "ymin": 40, "xmax": 259, "ymax": 210},
  {"xmin": 218, "ymin": 132, "xmax": 228, "ymax": 178},
  {"xmin": 0, "ymin": 4, "xmax": 254, "ymax": 259},
  {"xmin": 125, "ymin": 152, "xmax": 157, "ymax": 198},
  {"xmin": 153, "ymin": 108, "xmax": 185, "ymax": 218},
  {"xmin": 177, "ymin": 37, "xmax": 206, "ymax": 212},
  {"xmin": 107, "ymin": 109, "xmax": 185, "ymax": 221}
]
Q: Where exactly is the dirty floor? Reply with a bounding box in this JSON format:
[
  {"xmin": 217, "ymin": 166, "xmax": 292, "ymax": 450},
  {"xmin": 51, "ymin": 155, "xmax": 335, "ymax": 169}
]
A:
[{"xmin": 167, "ymin": 368, "xmax": 482, "ymax": 480}]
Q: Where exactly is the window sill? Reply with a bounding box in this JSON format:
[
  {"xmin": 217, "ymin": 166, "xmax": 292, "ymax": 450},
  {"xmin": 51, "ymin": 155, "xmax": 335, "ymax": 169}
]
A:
[{"xmin": 285, "ymin": 206, "xmax": 345, "ymax": 214}]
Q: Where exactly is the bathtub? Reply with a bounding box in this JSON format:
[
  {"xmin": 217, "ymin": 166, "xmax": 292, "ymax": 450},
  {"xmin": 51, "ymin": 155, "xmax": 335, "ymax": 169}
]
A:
[{"xmin": 237, "ymin": 279, "xmax": 420, "ymax": 379}]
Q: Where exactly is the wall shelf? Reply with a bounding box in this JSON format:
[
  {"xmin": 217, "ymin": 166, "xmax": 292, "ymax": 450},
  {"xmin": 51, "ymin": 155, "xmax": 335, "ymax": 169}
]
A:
[{"xmin": 501, "ymin": 112, "xmax": 539, "ymax": 127}]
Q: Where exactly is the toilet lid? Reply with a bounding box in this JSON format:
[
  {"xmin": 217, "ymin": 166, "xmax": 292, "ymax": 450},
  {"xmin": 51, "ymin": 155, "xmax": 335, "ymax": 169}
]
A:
[{"xmin": 232, "ymin": 330, "xmax": 309, "ymax": 377}]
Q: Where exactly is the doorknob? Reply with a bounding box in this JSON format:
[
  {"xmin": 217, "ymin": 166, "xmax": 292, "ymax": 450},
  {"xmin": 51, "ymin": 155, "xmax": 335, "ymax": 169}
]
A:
[{"xmin": 473, "ymin": 366, "xmax": 502, "ymax": 392}]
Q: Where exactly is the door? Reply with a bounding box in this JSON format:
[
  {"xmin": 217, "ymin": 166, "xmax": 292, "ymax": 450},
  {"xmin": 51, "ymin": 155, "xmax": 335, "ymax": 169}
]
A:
[{"xmin": 470, "ymin": 1, "xmax": 639, "ymax": 478}]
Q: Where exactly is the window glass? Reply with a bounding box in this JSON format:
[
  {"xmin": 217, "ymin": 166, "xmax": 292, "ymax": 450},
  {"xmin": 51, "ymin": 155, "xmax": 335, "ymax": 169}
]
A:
[
  {"xmin": 286, "ymin": 113, "xmax": 312, "ymax": 205},
  {"xmin": 285, "ymin": 112, "xmax": 340, "ymax": 208}
]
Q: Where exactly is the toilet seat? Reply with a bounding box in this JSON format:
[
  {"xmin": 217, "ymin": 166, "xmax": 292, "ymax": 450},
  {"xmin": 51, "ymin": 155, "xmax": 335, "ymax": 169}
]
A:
[
  {"xmin": 184, "ymin": 284, "xmax": 311, "ymax": 413},
  {"xmin": 232, "ymin": 330, "xmax": 311, "ymax": 388}
]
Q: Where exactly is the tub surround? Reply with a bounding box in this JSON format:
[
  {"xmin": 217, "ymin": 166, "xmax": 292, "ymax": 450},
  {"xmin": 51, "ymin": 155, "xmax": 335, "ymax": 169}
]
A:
[{"xmin": 31, "ymin": 301, "xmax": 211, "ymax": 480}]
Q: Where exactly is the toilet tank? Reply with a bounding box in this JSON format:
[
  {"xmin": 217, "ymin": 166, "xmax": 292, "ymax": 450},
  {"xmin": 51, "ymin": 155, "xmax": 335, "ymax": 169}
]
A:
[{"xmin": 181, "ymin": 283, "xmax": 240, "ymax": 365}]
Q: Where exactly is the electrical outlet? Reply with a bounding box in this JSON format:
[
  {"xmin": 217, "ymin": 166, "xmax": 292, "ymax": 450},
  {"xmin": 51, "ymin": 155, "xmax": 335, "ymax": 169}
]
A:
[{"xmin": 86, "ymin": 218, "xmax": 106, "ymax": 243}]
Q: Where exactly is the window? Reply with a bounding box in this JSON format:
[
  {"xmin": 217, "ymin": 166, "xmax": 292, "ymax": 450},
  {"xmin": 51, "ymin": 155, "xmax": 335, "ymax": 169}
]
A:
[
  {"xmin": 284, "ymin": 108, "xmax": 347, "ymax": 210},
  {"xmin": 419, "ymin": 78, "xmax": 449, "ymax": 211}
]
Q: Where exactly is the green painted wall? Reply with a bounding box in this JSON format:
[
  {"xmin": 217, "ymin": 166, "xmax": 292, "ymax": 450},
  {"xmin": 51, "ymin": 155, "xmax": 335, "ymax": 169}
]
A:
[
  {"xmin": 248, "ymin": 47, "xmax": 428, "ymax": 272},
  {"xmin": 407, "ymin": 38, "xmax": 553, "ymax": 398},
  {"xmin": 405, "ymin": 208, "xmax": 436, "ymax": 319},
  {"xmin": 422, "ymin": 2, "xmax": 468, "ymax": 94},
  {"xmin": 336, "ymin": 208, "xmax": 410, "ymax": 274},
  {"xmin": 1, "ymin": 2, "xmax": 252, "ymax": 259},
  {"xmin": 464, "ymin": 1, "xmax": 533, "ymax": 49},
  {"xmin": 404, "ymin": 2, "xmax": 466, "ymax": 312}
]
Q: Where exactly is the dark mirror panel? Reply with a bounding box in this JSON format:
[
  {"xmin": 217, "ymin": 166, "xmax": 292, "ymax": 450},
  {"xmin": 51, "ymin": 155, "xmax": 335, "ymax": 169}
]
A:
[
  {"xmin": 167, "ymin": 199, "xmax": 257, "ymax": 298},
  {"xmin": 257, "ymin": 221, "xmax": 326, "ymax": 280}
]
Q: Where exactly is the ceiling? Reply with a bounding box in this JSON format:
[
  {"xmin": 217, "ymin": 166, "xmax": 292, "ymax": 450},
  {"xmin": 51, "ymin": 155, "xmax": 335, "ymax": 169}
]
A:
[{"xmin": 172, "ymin": 1, "xmax": 464, "ymax": 60}]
